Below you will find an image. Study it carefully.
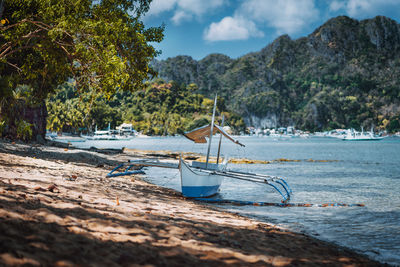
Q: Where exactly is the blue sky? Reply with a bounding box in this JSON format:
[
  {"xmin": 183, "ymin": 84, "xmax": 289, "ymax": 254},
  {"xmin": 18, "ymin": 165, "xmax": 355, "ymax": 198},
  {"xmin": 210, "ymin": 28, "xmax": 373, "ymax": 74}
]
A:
[{"xmin": 143, "ymin": 0, "xmax": 400, "ymax": 60}]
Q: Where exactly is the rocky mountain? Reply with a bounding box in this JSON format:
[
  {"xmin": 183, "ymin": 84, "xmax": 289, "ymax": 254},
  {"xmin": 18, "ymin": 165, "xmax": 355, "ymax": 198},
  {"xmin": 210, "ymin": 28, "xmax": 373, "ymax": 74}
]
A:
[{"xmin": 152, "ymin": 16, "xmax": 400, "ymax": 132}]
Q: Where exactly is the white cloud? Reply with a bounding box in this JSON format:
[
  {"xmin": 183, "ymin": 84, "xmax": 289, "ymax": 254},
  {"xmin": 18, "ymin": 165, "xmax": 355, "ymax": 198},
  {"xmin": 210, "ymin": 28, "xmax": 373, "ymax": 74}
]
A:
[
  {"xmin": 147, "ymin": 0, "xmax": 226, "ymax": 24},
  {"xmin": 176, "ymin": 0, "xmax": 224, "ymax": 17},
  {"xmin": 171, "ymin": 10, "xmax": 192, "ymax": 24},
  {"xmin": 203, "ymin": 16, "xmax": 264, "ymax": 42},
  {"xmin": 329, "ymin": 1, "xmax": 345, "ymax": 12},
  {"xmin": 147, "ymin": 0, "xmax": 177, "ymax": 17},
  {"xmin": 238, "ymin": 0, "xmax": 320, "ymax": 35},
  {"xmin": 203, "ymin": 0, "xmax": 320, "ymax": 42},
  {"xmin": 346, "ymin": 0, "xmax": 373, "ymax": 16},
  {"xmin": 328, "ymin": 0, "xmax": 400, "ymax": 18}
]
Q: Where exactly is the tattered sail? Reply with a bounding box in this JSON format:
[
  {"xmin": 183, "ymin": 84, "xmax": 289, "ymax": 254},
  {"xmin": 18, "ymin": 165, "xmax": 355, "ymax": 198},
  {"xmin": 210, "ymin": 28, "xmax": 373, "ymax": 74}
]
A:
[{"xmin": 184, "ymin": 124, "xmax": 245, "ymax": 147}]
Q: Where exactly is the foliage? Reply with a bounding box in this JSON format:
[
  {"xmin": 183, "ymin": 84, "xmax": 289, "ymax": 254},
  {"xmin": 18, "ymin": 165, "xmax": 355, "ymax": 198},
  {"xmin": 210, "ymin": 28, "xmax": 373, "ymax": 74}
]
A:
[
  {"xmin": 0, "ymin": 119, "xmax": 5, "ymax": 136},
  {"xmin": 16, "ymin": 119, "xmax": 32, "ymax": 141},
  {"xmin": 46, "ymin": 80, "xmax": 246, "ymax": 135},
  {"xmin": 46, "ymin": 82, "xmax": 122, "ymax": 133},
  {"xmin": 0, "ymin": 91, "xmax": 46, "ymax": 140},
  {"xmin": 0, "ymin": 0, "xmax": 164, "ymax": 140},
  {"xmin": 120, "ymin": 80, "xmax": 245, "ymax": 135},
  {"xmin": 1, "ymin": 0, "xmax": 163, "ymax": 98},
  {"xmin": 46, "ymin": 98, "xmax": 87, "ymax": 133},
  {"xmin": 90, "ymin": 100, "xmax": 123, "ymax": 130}
]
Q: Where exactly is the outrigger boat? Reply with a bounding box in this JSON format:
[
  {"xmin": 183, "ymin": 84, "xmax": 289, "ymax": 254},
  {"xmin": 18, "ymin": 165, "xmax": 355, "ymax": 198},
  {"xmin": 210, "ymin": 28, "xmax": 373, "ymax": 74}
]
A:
[
  {"xmin": 111, "ymin": 95, "xmax": 292, "ymax": 202},
  {"xmin": 342, "ymin": 127, "xmax": 384, "ymax": 141}
]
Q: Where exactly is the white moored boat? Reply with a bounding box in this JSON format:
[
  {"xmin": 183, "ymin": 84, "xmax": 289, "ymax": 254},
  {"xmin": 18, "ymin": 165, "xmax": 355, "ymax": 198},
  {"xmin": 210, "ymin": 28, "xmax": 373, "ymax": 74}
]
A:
[
  {"xmin": 83, "ymin": 123, "xmax": 135, "ymax": 141},
  {"xmin": 342, "ymin": 128, "xmax": 384, "ymax": 141}
]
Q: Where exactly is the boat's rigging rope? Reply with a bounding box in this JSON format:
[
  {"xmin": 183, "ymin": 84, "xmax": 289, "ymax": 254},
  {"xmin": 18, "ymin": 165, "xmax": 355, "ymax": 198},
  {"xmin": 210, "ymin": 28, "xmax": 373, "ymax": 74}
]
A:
[
  {"xmin": 160, "ymin": 169, "xmax": 180, "ymax": 187},
  {"xmin": 213, "ymin": 108, "xmax": 251, "ymax": 172}
]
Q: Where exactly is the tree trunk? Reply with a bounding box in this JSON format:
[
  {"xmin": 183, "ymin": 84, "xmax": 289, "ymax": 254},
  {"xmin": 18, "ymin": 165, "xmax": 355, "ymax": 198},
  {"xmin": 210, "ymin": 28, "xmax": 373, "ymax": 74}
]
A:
[
  {"xmin": 24, "ymin": 100, "xmax": 47, "ymax": 140},
  {"xmin": 0, "ymin": 98, "xmax": 47, "ymax": 141}
]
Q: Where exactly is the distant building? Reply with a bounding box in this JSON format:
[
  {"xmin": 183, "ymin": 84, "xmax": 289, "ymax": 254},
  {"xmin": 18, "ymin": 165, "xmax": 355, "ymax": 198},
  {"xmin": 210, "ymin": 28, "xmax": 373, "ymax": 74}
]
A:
[{"xmin": 287, "ymin": 126, "xmax": 295, "ymax": 135}]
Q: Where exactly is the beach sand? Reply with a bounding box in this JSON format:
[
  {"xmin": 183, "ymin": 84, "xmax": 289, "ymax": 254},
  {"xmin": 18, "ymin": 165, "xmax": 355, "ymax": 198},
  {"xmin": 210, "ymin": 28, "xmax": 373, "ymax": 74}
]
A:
[{"xmin": 0, "ymin": 140, "xmax": 382, "ymax": 266}]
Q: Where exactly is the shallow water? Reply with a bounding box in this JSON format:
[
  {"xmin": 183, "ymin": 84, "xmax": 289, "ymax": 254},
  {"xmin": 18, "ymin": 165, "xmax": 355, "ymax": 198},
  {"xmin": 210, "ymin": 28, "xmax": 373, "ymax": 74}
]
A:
[{"xmin": 71, "ymin": 136, "xmax": 400, "ymax": 265}]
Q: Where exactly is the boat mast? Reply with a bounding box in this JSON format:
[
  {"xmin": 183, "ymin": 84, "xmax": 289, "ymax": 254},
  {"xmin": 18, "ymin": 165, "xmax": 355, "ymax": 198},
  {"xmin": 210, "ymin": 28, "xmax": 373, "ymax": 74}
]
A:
[
  {"xmin": 216, "ymin": 114, "xmax": 224, "ymax": 165},
  {"xmin": 206, "ymin": 94, "xmax": 217, "ymax": 169}
]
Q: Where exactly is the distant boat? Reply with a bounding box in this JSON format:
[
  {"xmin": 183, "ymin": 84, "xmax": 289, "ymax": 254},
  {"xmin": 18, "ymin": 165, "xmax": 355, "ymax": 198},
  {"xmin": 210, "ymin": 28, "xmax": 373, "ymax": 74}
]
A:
[
  {"xmin": 342, "ymin": 128, "xmax": 384, "ymax": 141},
  {"xmin": 84, "ymin": 132, "xmax": 134, "ymax": 141},
  {"xmin": 116, "ymin": 123, "xmax": 137, "ymax": 136},
  {"xmin": 45, "ymin": 131, "xmax": 58, "ymax": 140},
  {"xmin": 83, "ymin": 123, "xmax": 134, "ymax": 141},
  {"xmin": 325, "ymin": 129, "xmax": 348, "ymax": 139},
  {"xmin": 48, "ymin": 132, "xmax": 86, "ymax": 142}
]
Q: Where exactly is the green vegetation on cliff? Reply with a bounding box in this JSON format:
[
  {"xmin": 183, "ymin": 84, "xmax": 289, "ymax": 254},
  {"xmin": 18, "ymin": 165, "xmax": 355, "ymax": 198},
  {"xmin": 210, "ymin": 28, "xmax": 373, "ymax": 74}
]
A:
[{"xmin": 152, "ymin": 16, "xmax": 400, "ymax": 132}]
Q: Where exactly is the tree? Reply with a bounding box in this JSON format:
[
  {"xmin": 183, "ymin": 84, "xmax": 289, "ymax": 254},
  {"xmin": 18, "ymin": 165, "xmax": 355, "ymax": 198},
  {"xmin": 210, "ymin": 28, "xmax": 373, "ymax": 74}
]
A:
[{"xmin": 0, "ymin": 0, "xmax": 164, "ymax": 139}]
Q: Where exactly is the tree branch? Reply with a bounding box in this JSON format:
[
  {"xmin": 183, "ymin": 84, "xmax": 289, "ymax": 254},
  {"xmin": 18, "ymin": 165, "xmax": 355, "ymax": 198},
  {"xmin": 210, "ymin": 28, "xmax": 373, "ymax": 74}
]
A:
[
  {"xmin": 6, "ymin": 61, "xmax": 22, "ymax": 72},
  {"xmin": 0, "ymin": 44, "xmax": 11, "ymax": 58},
  {"xmin": 0, "ymin": 44, "xmax": 38, "ymax": 59}
]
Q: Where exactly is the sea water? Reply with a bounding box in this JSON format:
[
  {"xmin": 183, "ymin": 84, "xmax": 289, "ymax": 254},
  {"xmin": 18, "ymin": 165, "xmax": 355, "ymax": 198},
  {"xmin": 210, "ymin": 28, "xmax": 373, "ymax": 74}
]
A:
[{"xmin": 71, "ymin": 136, "xmax": 400, "ymax": 265}]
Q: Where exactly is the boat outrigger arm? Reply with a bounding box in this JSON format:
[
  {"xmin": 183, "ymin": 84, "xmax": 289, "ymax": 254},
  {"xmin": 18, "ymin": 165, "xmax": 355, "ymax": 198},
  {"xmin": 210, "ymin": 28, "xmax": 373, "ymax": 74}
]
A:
[
  {"xmin": 210, "ymin": 169, "xmax": 292, "ymax": 203},
  {"xmin": 126, "ymin": 155, "xmax": 292, "ymax": 202}
]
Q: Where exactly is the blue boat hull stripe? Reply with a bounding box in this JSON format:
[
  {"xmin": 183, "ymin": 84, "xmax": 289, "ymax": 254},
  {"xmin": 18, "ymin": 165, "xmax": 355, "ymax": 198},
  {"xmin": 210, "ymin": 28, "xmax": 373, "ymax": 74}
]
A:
[{"xmin": 182, "ymin": 185, "xmax": 220, "ymax": 198}]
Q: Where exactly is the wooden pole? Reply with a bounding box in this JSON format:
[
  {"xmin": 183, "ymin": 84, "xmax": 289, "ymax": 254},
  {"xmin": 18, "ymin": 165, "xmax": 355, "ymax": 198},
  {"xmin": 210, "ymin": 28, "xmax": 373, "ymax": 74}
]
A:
[
  {"xmin": 216, "ymin": 114, "xmax": 224, "ymax": 165},
  {"xmin": 206, "ymin": 94, "xmax": 217, "ymax": 169}
]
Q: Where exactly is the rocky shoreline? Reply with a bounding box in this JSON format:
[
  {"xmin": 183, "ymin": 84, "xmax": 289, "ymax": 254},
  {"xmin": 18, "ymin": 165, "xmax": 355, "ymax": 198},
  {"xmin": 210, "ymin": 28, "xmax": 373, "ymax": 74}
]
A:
[{"xmin": 0, "ymin": 140, "xmax": 383, "ymax": 266}]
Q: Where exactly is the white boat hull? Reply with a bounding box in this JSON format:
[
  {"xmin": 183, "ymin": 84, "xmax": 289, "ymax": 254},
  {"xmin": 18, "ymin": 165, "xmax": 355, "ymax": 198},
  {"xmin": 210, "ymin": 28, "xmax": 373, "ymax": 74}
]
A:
[
  {"xmin": 342, "ymin": 137, "xmax": 384, "ymax": 141},
  {"xmin": 179, "ymin": 158, "xmax": 224, "ymax": 198},
  {"xmin": 341, "ymin": 129, "xmax": 384, "ymax": 141},
  {"xmin": 342, "ymin": 135, "xmax": 384, "ymax": 141},
  {"xmin": 82, "ymin": 135, "xmax": 134, "ymax": 141}
]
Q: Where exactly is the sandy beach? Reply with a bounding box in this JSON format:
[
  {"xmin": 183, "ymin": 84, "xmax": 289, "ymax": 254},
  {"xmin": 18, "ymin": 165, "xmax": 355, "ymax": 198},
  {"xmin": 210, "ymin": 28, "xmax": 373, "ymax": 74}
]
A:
[{"xmin": 0, "ymin": 140, "xmax": 383, "ymax": 266}]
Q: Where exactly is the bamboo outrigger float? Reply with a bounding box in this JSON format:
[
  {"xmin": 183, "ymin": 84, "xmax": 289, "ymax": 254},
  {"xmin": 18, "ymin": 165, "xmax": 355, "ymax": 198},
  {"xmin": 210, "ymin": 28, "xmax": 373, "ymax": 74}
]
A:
[{"xmin": 118, "ymin": 95, "xmax": 292, "ymax": 203}]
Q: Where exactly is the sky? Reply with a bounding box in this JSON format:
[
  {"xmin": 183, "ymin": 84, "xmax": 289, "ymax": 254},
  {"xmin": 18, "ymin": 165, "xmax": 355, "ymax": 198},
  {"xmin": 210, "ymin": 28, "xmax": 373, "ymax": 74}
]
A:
[{"xmin": 143, "ymin": 0, "xmax": 400, "ymax": 60}]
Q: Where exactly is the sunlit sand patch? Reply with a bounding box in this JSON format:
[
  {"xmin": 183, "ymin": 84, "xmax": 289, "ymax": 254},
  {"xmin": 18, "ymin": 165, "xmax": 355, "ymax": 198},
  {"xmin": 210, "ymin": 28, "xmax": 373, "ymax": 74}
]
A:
[{"xmin": 0, "ymin": 253, "xmax": 40, "ymax": 266}]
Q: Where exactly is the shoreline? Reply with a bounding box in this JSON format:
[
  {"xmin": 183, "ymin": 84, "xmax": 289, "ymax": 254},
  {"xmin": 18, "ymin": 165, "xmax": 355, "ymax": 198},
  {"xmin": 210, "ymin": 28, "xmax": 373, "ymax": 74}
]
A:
[{"xmin": 0, "ymin": 140, "xmax": 384, "ymax": 266}]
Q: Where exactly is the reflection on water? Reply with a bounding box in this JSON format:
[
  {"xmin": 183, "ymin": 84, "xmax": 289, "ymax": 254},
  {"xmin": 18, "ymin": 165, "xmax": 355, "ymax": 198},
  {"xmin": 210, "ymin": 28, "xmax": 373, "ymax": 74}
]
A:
[{"xmin": 72, "ymin": 136, "xmax": 400, "ymax": 265}]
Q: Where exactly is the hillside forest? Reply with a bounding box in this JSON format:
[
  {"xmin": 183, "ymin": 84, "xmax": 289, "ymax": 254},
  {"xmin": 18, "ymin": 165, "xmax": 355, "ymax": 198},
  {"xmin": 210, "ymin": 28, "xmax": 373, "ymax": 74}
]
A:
[{"xmin": 46, "ymin": 80, "xmax": 246, "ymax": 136}]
